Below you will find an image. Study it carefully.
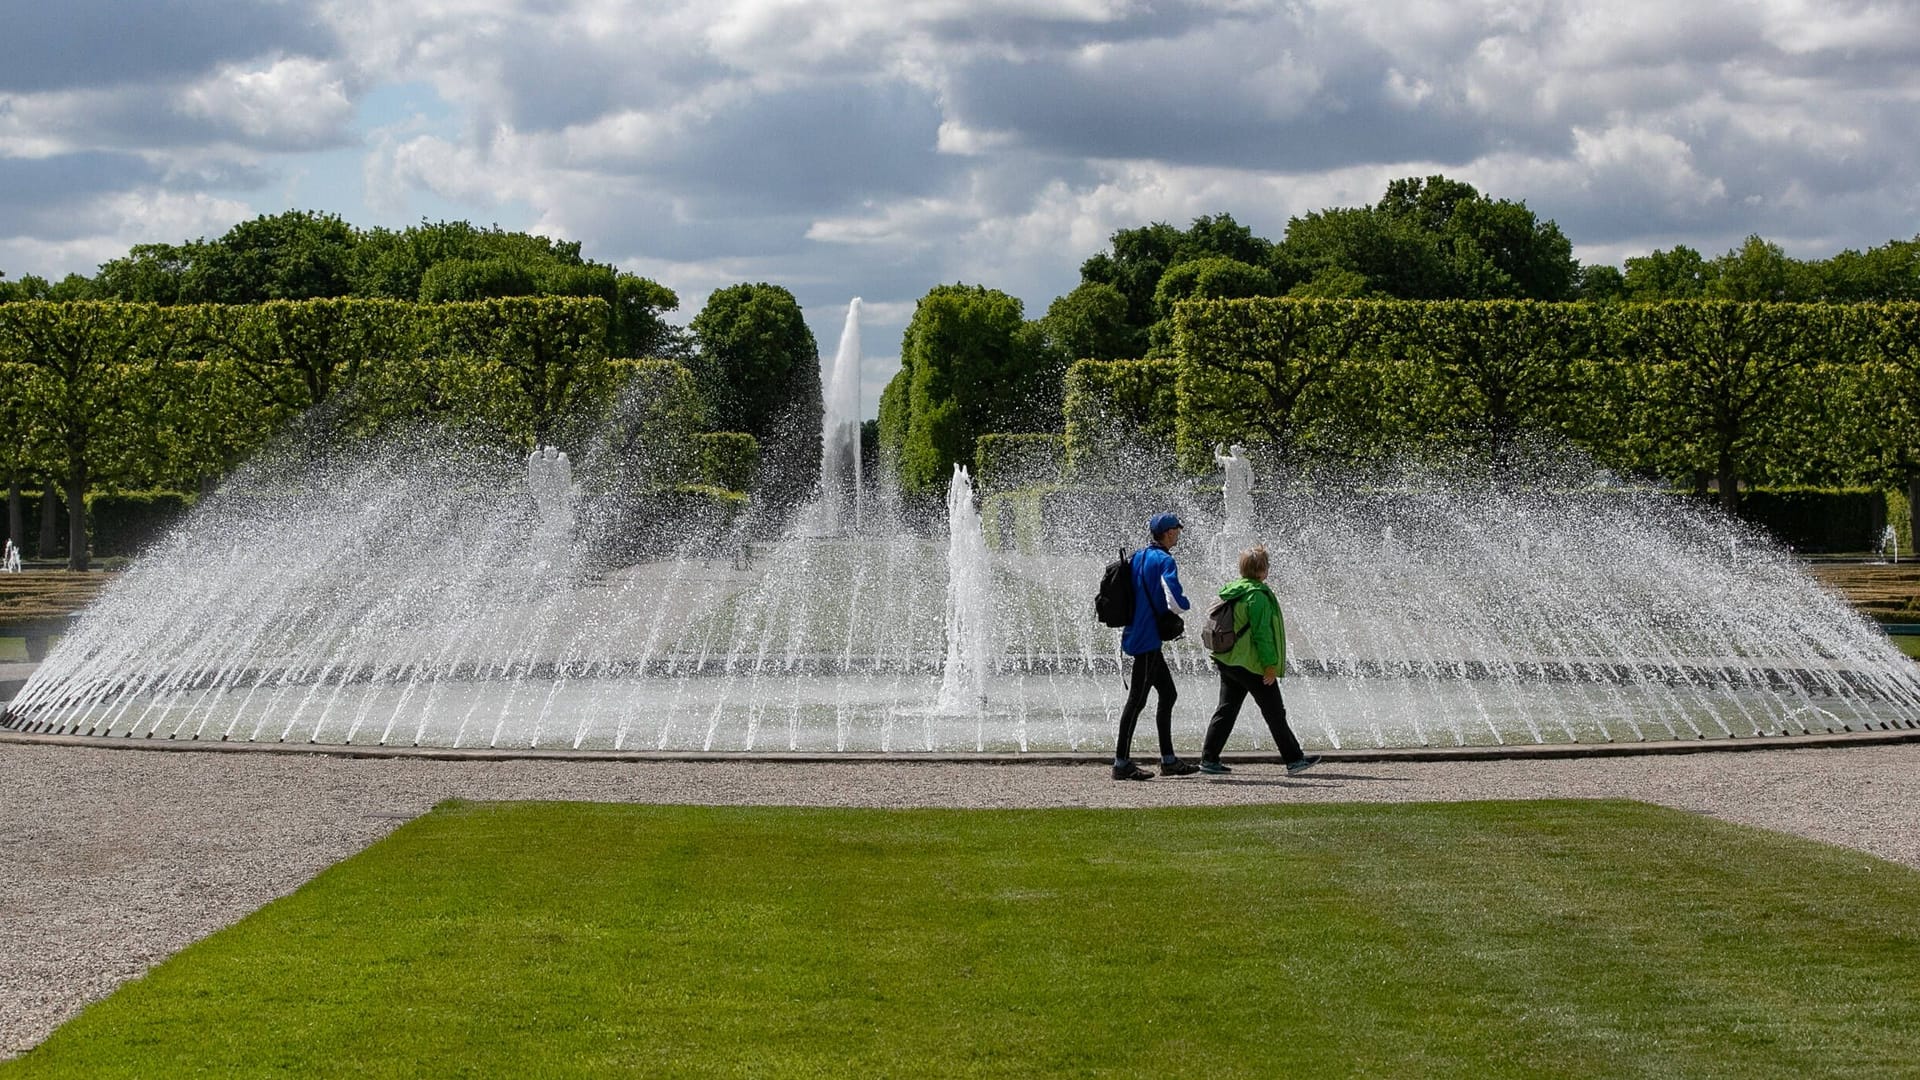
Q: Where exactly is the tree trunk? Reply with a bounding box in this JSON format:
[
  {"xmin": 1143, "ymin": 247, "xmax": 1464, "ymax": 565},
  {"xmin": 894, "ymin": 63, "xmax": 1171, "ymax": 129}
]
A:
[
  {"xmin": 6, "ymin": 476, "xmax": 20, "ymax": 552},
  {"xmin": 1716, "ymin": 457, "xmax": 1740, "ymax": 515},
  {"xmin": 38, "ymin": 488, "xmax": 58, "ymax": 558},
  {"xmin": 1908, "ymin": 474, "xmax": 1919, "ymax": 561},
  {"xmin": 65, "ymin": 466, "xmax": 87, "ymax": 572}
]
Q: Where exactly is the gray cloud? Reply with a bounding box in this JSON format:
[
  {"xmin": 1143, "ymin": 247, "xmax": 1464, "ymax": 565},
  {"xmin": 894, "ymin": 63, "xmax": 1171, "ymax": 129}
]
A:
[
  {"xmin": 650, "ymin": 80, "xmax": 954, "ymax": 212},
  {"xmin": 6, "ymin": 0, "xmax": 1920, "ymax": 357},
  {"xmin": 0, "ymin": 0, "xmax": 336, "ymax": 93},
  {"xmin": 0, "ymin": 152, "xmax": 164, "ymax": 232}
]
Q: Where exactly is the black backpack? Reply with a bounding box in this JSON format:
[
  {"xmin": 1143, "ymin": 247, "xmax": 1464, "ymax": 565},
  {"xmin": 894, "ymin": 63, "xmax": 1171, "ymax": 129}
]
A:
[{"xmin": 1095, "ymin": 548, "xmax": 1136, "ymax": 627}]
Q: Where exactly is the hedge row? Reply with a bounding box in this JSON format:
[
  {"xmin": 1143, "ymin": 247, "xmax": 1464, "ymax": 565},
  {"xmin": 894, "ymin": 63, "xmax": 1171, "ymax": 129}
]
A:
[
  {"xmin": 1059, "ymin": 359, "xmax": 1179, "ymax": 481},
  {"xmin": 1729, "ymin": 488, "xmax": 1887, "ymax": 554},
  {"xmin": 979, "ymin": 484, "xmax": 1901, "ymax": 555},
  {"xmin": 1167, "ymin": 299, "xmax": 1920, "ymax": 503},
  {"xmin": 0, "ymin": 489, "xmax": 196, "ymax": 559},
  {"xmin": 0, "ymin": 299, "xmax": 727, "ymax": 567},
  {"xmin": 978, "ymin": 299, "xmax": 1920, "ymax": 552}
]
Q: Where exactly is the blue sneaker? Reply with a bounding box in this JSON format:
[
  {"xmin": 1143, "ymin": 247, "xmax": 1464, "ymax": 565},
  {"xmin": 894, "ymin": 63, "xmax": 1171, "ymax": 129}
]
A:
[
  {"xmin": 1198, "ymin": 760, "xmax": 1232, "ymax": 775},
  {"xmin": 1285, "ymin": 754, "xmax": 1322, "ymax": 776}
]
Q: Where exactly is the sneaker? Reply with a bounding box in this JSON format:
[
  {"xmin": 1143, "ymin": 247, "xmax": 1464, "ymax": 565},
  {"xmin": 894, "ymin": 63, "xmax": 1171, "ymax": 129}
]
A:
[
  {"xmin": 1285, "ymin": 754, "xmax": 1323, "ymax": 776},
  {"xmin": 1159, "ymin": 759, "xmax": 1200, "ymax": 777},
  {"xmin": 1113, "ymin": 763, "xmax": 1155, "ymax": 781},
  {"xmin": 1197, "ymin": 760, "xmax": 1232, "ymax": 775}
]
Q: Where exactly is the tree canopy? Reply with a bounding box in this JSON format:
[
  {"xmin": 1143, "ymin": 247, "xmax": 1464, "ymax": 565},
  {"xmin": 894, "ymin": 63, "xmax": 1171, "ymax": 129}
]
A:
[
  {"xmin": 4, "ymin": 211, "xmax": 682, "ymax": 361},
  {"xmin": 878, "ymin": 284, "xmax": 1063, "ymax": 495},
  {"xmin": 688, "ymin": 283, "xmax": 822, "ymax": 511}
]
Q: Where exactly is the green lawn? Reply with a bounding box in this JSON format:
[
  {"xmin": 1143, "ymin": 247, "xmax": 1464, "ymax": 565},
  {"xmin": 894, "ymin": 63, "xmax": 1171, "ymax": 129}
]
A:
[
  {"xmin": 1892, "ymin": 633, "xmax": 1920, "ymax": 659},
  {"xmin": 8, "ymin": 800, "xmax": 1920, "ymax": 1079}
]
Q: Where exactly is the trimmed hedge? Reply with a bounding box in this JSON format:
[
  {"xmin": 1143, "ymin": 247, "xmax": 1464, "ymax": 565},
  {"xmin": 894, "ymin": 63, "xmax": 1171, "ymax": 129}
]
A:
[
  {"xmin": 3, "ymin": 488, "xmax": 195, "ymax": 558},
  {"xmin": 1149, "ymin": 298, "xmax": 1920, "ymax": 505},
  {"xmin": 1735, "ymin": 487, "xmax": 1886, "ymax": 553},
  {"xmin": 974, "ymin": 433, "xmax": 1063, "ymax": 493},
  {"xmin": 1060, "ymin": 359, "xmax": 1178, "ymax": 481},
  {"xmin": 1173, "ymin": 298, "xmax": 1406, "ymax": 470},
  {"xmin": 86, "ymin": 489, "xmax": 196, "ymax": 557},
  {"xmin": 692, "ymin": 432, "xmax": 760, "ymax": 493},
  {"xmin": 0, "ymin": 298, "xmax": 629, "ymax": 568}
]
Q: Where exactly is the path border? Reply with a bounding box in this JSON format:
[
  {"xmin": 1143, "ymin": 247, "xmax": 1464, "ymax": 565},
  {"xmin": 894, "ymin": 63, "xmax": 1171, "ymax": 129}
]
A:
[{"xmin": 6, "ymin": 726, "xmax": 1919, "ymax": 763}]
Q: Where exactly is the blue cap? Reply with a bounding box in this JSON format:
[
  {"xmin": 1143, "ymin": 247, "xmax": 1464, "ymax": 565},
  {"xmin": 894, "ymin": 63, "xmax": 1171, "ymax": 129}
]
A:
[{"xmin": 1149, "ymin": 512, "xmax": 1184, "ymax": 537}]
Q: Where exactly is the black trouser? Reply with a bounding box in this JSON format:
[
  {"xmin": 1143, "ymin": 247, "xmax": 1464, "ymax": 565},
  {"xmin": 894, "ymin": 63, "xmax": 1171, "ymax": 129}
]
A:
[
  {"xmin": 1115, "ymin": 649, "xmax": 1177, "ymax": 762},
  {"xmin": 1202, "ymin": 661, "xmax": 1304, "ymax": 763}
]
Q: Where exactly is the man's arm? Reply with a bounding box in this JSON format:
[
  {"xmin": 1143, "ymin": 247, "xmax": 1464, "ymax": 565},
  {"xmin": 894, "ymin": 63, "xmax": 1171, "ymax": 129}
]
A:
[{"xmin": 1162, "ymin": 557, "xmax": 1190, "ymax": 612}]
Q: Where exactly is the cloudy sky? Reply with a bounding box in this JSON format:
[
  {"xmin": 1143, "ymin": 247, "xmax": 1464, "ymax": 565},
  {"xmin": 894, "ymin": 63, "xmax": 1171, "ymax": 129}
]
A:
[{"xmin": 3, "ymin": 0, "xmax": 1917, "ymax": 411}]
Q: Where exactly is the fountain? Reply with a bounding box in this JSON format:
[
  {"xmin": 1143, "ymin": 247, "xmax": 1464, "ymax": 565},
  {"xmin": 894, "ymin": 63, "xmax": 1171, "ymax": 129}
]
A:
[
  {"xmin": 5, "ymin": 410, "xmax": 1920, "ymax": 753},
  {"xmin": 806, "ymin": 299, "xmax": 863, "ymax": 537},
  {"xmin": 1880, "ymin": 524, "xmax": 1900, "ymax": 565},
  {"xmin": 936, "ymin": 466, "xmax": 992, "ymax": 716}
]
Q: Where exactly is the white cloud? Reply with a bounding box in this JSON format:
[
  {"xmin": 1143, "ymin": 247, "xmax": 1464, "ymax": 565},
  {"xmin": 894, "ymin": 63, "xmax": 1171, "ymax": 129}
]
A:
[
  {"xmin": 3, "ymin": 0, "xmax": 1920, "ymax": 396},
  {"xmin": 0, "ymin": 189, "xmax": 253, "ymax": 277},
  {"xmin": 179, "ymin": 57, "xmax": 355, "ymax": 146}
]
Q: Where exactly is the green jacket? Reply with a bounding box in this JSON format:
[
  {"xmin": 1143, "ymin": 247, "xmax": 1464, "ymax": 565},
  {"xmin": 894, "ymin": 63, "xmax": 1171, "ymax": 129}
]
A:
[{"xmin": 1210, "ymin": 577, "xmax": 1286, "ymax": 677}]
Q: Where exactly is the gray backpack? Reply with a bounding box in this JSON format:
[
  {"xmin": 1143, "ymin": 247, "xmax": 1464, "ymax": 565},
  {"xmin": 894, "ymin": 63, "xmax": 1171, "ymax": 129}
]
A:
[{"xmin": 1199, "ymin": 596, "xmax": 1239, "ymax": 652}]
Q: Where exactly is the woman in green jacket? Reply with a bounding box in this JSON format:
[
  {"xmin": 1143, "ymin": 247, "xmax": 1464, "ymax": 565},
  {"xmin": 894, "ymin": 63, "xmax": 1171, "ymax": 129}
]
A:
[{"xmin": 1200, "ymin": 545, "xmax": 1320, "ymax": 776}]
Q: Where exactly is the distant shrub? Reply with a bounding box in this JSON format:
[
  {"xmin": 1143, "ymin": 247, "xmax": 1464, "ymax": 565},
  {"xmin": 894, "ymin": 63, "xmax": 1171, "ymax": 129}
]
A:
[{"xmin": 85, "ymin": 490, "xmax": 196, "ymax": 557}]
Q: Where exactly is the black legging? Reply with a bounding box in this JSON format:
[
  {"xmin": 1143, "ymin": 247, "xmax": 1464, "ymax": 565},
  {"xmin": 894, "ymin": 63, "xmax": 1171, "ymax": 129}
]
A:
[
  {"xmin": 1115, "ymin": 649, "xmax": 1177, "ymax": 761},
  {"xmin": 1202, "ymin": 661, "xmax": 1304, "ymax": 763}
]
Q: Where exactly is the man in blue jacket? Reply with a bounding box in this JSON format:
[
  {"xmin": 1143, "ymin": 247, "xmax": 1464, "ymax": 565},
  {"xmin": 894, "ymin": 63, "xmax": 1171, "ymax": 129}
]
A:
[{"xmin": 1114, "ymin": 512, "xmax": 1199, "ymax": 780}]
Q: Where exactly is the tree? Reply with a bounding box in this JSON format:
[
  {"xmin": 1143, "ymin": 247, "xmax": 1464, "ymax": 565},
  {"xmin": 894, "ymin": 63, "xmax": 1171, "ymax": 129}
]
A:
[
  {"xmin": 880, "ymin": 284, "xmax": 1059, "ymax": 495},
  {"xmin": 1707, "ymin": 236, "xmax": 1821, "ymax": 302},
  {"xmin": 192, "ymin": 211, "xmax": 357, "ymax": 303},
  {"xmin": 1390, "ymin": 301, "xmax": 1594, "ymax": 471},
  {"xmin": 1080, "ymin": 213, "xmax": 1275, "ymax": 350},
  {"xmin": 1817, "ymin": 237, "xmax": 1920, "ymax": 302},
  {"xmin": 1152, "ymin": 258, "xmax": 1279, "ymax": 317},
  {"xmin": 1273, "ymin": 206, "xmax": 1447, "ymax": 298},
  {"xmin": 1272, "ymin": 176, "xmax": 1578, "ymax": 301},
  {"xmin": 1038, "ymin": 282, "xmax": 1134, "ymax": 363},
  {"xmin": 416, "ymin": 258, "xmax": 541, "ymax": 302},
  {"xmin": 87, "ymin": 216, "xmax": 683, "ymax": 360},
  {"xmin": 1173, "ymin": 299, "xmax": 1384, "ymax": 467},
  {"xmin": 1623, "ymin": 246, "xmax": 1713, "ymax": 299},
  {"xmin": 94, "ymin": 243, "xmax": 196, "ymax": 304},
  {"xmin": 1147, "ymin": 257, "xmax": 1280, "ymax": 353},
  {"xmin": 1574, "ymin": 263, "xmax": 1627, "ymax": 302},
  {"xmin": 351, "ymin": 221, "xmax": 590, "ymax": 300},
  {"xmin": 690, "ymin": 284, "xmax": 818, "ymax": 439},
  {"xmin": 0, "ymin": 362, "xmax": 56, "ymax": 550},
  {"xmin": 419, "ymin": 298, "xmax": 612, "ymax": 448},
  {"xmin": 1848, "ymin": 304, "xmax": 1920, "ymax": 547},
  {"xmin": 610, "ymin": 274, "xmax": 683, "ymax": 360},
  {"xmin": 1615, "ymin": 302, "xmax": 1839, "ymax": 512},
  {"xmin": 0, "ymin": 273, "xmax": 97, "ymax": 302},
  {"xmin": 201, "ymin": 299, "xmax": 415, "ymax": 432},
  {"xmin": 689, "ymin": 284, "xmax": 821, "ymax": 511},
  {"xmin": 0, "ymin": 303, "xmax": 184, "ymax": 568}
]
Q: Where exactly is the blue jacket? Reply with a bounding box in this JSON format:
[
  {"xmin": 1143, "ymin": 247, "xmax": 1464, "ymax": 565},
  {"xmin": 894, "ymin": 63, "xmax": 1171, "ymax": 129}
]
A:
[{"xmin": 1121, "ymin": 543, "xmax": 1190, "ymax": 656}]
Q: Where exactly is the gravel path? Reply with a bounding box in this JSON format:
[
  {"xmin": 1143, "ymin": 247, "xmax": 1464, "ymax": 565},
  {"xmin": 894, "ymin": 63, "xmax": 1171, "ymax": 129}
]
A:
[{"xmin": 5, "ymin": 740, "xmax": 1920, "ymax": 1058}]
